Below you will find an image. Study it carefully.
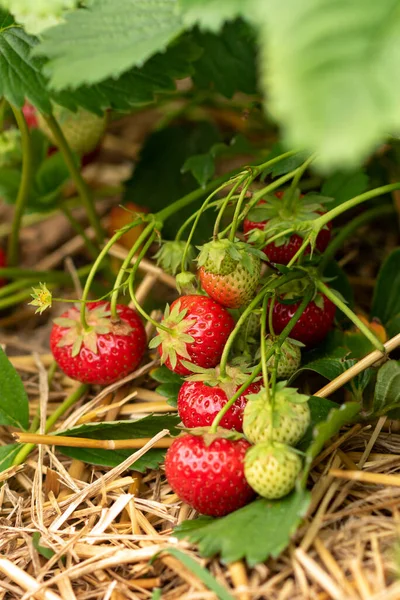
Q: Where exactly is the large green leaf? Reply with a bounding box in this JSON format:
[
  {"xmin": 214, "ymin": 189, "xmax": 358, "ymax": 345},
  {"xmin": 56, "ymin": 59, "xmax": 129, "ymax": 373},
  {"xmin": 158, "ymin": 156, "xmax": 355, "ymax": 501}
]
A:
[
  {"xmin": 56, "ymin": 414, "xmax": 180, "ymax": 473},
  {"xmin": 373, "ymin": 361, "xmax": 400, "ymax": 415},
  {"xmin": 321, "ymin": 169, "xmax": 369, "ymax": 208},
  {"xmin": 0, "ymin": 347, "xmax": 29, "ymax": 430},
  {"xmin": 0, "ymin": 443, "xmax": 21, "ymax": 472},
  {"xmin": 35, "ymin": 0, "xmax": 183, "ymax": 89},
  {"xmin": 174, "ymin": 489, "xmax": 311, "ymax": 566},
  {"xmin": 0, "ymin": 0, "xmax": 80, "ymax": 35},
  {"xmin": 123, "ymin": 122, "xmax": 221, "ymax": 243},
  {"xmin": 178, "ymin": 0, "xmax": 246, "ymax": 31},
  {"xmin": 255, "ymin": 0, "xmax": 400, "ymax": 169},
  {"xmin": 192, "ymin": 20, "xmax": 258, "ymax": 98},
  {"xmin": 371, "ymin": 248, "xmax": 400, "ymax": 325},
  {"xmin": 0, "ymin": 12, "xmax": 52, "ymax": 112}
]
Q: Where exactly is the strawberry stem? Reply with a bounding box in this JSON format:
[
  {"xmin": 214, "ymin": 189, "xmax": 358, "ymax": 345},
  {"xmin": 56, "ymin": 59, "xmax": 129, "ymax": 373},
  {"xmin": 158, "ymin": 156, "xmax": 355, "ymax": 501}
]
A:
[
  {"xmin": 109, "ymin": 220, "xmax": 156, "ymax": 320},
  {"xmin": 284, "ymin": 154, "xmax": 316, "ymax": 213},
  {"xmin": 12, "ymin": 383, "xmax": 89, "ymax": 467},
  {"xmin": 41, "ymin": 113, "xmax": 104, "ymax": 246},
  {"xmin": 228, "ymin": 176, "xmax": 253, "ymax": 242},
  {"xmin": 260, "ymin": 294, "xmax": 270, "ymax": 397},
  {"xmin": 315, "ymin": 279, "xmax": 385, "ymax": 353},
  {"xmin": 7, "ymin": 107, "xmax": 33, "ymax": 267},
  {"xmin": 212, "ymin": 176, "xmax": 245, "ymax": 240},
  {"xmin": 210, "ymin": 287, "xmax": 314, "ymax": 432}
]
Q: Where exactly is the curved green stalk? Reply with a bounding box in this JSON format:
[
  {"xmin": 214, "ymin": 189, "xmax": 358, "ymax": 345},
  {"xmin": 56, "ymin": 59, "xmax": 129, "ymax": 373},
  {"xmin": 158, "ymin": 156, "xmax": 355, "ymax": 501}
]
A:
[
  {"xmin": 109, "ymin": 221, "xmax": 155, "ymax": 320},
  {"xmin": 318, "ymin": 204, "xmax": 395, "ymax": 273},
  {"xmin": 175, "ymin": 198, "xmax": 234, "ymax": 241},
  {"xmin": 41, "ymin": 113, "xmax": 104, "ymax": 245},
  {"xmin": 260, "ymin": 295, "xmax": 270, "ymax": 394},
  {"xmin": 228, "ymin": 177, "xmax": 253, "ymax": 242},
  {"xmin": 7, "ymin": 107, "xmax": 33, "ymax": 266},
  {"xmin": 315, "ymin": 280, "xmax": 385, "ymax": 352},
  {"xmin": 12, "ymin": 384, "xmax": 88, "ymax": 466},
  {"xmin": 284, "ymin": 154, "xmax": 316, "ymax": 212},
  {"xmin": 210, "ymin": 286, "xmax": 314, "ymax": 432},
  {"xmin": 213, "ymin": 176, "xmax": 245, "ymax": 239}
]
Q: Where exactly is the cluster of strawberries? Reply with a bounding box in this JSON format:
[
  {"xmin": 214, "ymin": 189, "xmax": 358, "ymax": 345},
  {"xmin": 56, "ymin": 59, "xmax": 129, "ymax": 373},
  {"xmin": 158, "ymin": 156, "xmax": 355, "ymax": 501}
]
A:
[{"xmin": 48, "ymin": 180, "xmax": 335, "ymax": 516}]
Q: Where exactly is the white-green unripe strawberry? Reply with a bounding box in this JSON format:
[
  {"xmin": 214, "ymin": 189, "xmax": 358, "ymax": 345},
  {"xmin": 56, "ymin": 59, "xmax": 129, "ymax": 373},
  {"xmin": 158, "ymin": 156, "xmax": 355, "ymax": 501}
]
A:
[
  {"xmin": 243, "ymin": 382, "xmax": 310, "ymax": 446},
  {"xmin": 244, "ymin": 442, "xmax": 302, "ymax": 499},
  {"xmin": 38, "ymin": 105, "xmax": 106, "ymax": 155},
  {"xmin": 264, "ymin": 335, "xmax": 302, "ymax": 379}
]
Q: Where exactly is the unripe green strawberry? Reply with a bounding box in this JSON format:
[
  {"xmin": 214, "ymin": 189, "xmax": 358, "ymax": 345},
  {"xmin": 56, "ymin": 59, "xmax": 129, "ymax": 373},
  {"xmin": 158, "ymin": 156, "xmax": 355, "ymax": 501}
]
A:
[
  {"xmin": 197, "ymin": 239, "xmax": 264, "ymax": 309},
  {"xmin": 264, "ymin": 336, "xmax": 302, "ymax": 379},
  {"xmin": 245, "ymin": 442, "xmax": 302, "ymax": 499},
  {"xmin": 243, "ymin": 382, "xmax": 310, "ymax": 446},
  {"xmin": 38, "ymin": 105, "xmax": 106, "ymax": 155}
]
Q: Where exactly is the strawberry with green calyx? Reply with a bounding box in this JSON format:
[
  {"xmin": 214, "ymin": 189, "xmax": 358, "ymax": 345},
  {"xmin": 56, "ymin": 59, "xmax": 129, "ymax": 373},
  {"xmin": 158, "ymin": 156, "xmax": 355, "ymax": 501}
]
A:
[
  {"xmin": 165, "ymin": 428, "xmax": 255, "ymax": 516},
  {"xmin": 197, "ymin": 239, "xmax": 264, "ymax": 309},
  {"xmin": 154, "ymin": 240, "xmax": 196, "ymax": 275},
  {"xmin": 243, "ymin": 382, "xmax": 310, "ymax": 445},
  {"xmin": 149, "ymin": 295, "xmax": 235, "ymax": 376},
  {"xmin": 175, "ymin": 271, "xmax": 197, "ymax": 295},
  {"xmin": 269, "ymin": 276, "xmax": 336, "ymax": 347},
  {"xmin": 50, "ymin": 301, "xmax": 146, "ymax": 385},
  {"xmin": 177, "ymin": 363, "xmax": 261, "ymax": 431},
  {"xmin": 262, "ymin": 335, "xmax": 302, "ymax": 379},
  {"xmin": 244, "ymin": 442, "xmax": 302, "ymax": 499},
  {"xmin": 243, "ymin": 190, "xmax": 332, "ymax": 265}
]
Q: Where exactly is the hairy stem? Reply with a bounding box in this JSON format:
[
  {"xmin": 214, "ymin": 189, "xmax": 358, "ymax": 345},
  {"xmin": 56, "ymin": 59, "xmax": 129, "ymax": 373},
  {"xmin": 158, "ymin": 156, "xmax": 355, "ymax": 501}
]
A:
[
  {"xmin": 315, "ymin": 280, "xmax": 385, "ymax": 352},
  {"xmin": 41, "ymin": 113, "xmax": 104, "ymax": 244},
  {"xmin": 7, "ymin": 107, "xmax": 33, "ymax": 266}
]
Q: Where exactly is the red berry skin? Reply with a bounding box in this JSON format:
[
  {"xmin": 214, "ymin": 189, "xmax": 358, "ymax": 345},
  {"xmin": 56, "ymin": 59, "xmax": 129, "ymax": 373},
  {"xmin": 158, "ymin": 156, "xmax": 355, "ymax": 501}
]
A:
[
  {"xmin": 159, "ymin": 295, "xmax": 235, "ymax": 376},
  {"xmin": 243, "ymin": 193, "xmax": 332, "ymax": 265},
  {"xmin": 0, "ymin": 247, "xmax": 6, "ymax": 287},
  {"xmin": 177, "ymin": 380, "xmax": 261, "ymax": 432},
  {"xmin": 50, "ymin": 301, "xmax": 147, "ymax": 385},
  {"xmin": 165, "ymin": 434, "xmax": 255, "ymax": 516},
  {"xmin": 270, "ymin": 295, "xmax": 336, "ymax": 347},
  {"xmin": 22, "ymin": 102, "xmax": 39, "ymax": 129}
]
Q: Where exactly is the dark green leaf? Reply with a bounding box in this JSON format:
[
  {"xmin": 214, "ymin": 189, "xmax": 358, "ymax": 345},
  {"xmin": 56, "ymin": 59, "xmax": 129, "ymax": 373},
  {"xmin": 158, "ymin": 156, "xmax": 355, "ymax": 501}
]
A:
[
  {"xmin": 0, "ymin": 347, "xmax": 29, "ymax": 430},
  {"xmin": 175, "ymin": 489, "xmax": 310, "ymax": 565},
  {"xmin": 0, "ymin": 444, "xmax": 21, "ymax": 472},
  {"xmin": 57, "ymin": 414, "xmax": 180, "ymax": 439},
  {"xmin": 373, "ymin": 361, "xmax": 400, "ymax": 415},
  {"xmin": 151, "ymin": 365, "xmax": 183, "ymax": 385},
  {"xmin": 371, "ymin": 249, "xmax": 400, "ymax": 325},
  {"xmin": 297, "ymin": 396, "xmax": 338, "ymax": 451},
  {"xmin": 32, "ymin": 533, "xmax": 55, "ymax": 560},
  {"xmin": 192, "ymin": 20, "xmax": 258, "ymax": 98},
  {"xmin": 302, "ymin": 402, "xmax": 360, "ymax": 483},
  {"xmin": 386, "ymin": 313, "xmax": 400, "ymax": 339},
  {"xmin": 0, "ymin": 19, "xmax": 52, "ymax": 112},
  {"xmin": 261, "ymin": 145, "xmax": 309, "ymax": 179},
  {"xmin": 123, "ymin": 122, "xmax": 221, "ymax": 243},
  {"xmin": 156, "ymin": 548, "xmax": 235, "ymax": 599},
  {"xmin": 182, "ymin": 153, "xmax": 215, "ymax": 187},
  {"xmin": 321, "ymin": 170, "xmax": 369, "ymax": 208},
  {"xmin": 59, "ymin": 446, "xmax": 168, "ymax": 473},
  {"xmin": 35, "ymin": 0, "xmax": 183, "ymax": 89}
]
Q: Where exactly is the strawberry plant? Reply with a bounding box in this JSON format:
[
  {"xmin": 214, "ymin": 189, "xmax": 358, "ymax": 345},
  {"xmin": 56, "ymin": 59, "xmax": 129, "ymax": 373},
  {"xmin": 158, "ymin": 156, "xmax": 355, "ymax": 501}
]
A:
[{"xmin": 0, "ymin": 1, "xmax": 399, "ymax": 597}]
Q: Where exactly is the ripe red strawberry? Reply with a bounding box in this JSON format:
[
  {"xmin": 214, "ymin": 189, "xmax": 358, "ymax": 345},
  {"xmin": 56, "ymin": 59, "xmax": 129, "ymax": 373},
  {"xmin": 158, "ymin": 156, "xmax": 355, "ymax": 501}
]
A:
[
  {"xmin": 243, "ymin": 190, "xmax": 332, "ymax": 265},
  {"xmin": 177, "ymin": 365, "xmax": 261, "ymax": 431},
  {"xmin": 270, "ymin": 288, "xmax": 336, "ymax": 347},
  {"xmin": 165, "ymin": 432, "xmax": 255, "ymax": 516},
  {"xmin": 50, "ymin": 301, "xmax": 146, "ymax": 385},
  {"xmin": 150, "ymin": 295, "xmax": 235, "ymax": 376},
  {"xmin": 197, "ymin": 239, "xmax": 263, "ymax": 308}
]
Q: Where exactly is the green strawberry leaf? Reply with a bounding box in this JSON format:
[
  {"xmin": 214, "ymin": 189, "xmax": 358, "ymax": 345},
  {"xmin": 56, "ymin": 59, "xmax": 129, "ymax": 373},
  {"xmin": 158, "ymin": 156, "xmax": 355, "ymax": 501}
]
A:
[
  {"xmin": 301, "ymin": 401, "xmax": 361, "ymax": 485},
  {"xmin": 178, "ymin": 0, "xmax": 247, "ymax": 31},
  {"xmin": 55, "ymin": 415, "xmax": 180, "ymax": 472},
  {"xmin": 0, "ymin": 443, "xmax": 22, "ymax": 472},
  {"xmin": 182, "ymin": 153, "xmax": 215, "ymax": 188},
  {"xmin": 296, "ymin": 396, "xmax": 338, "ymax": 451},
  {"xmin": 0, "ymin": 11, "xmax": 52, "ymax": 112},
  {"xmin": 261, "ymin": 144, "xmax": 310, "ymax": 179},
  {"xmin": 35, "ymin": 0, "xmax": 183, "ymax": 89},
  {"xmin": 0, "ymin": 347, "xmax": 29, "ymax": 430},
  {"xmin": 174, "ymin": 488, "xmax": 311, "ymax": 566},
  {"xmin": 372, "ymin": 361, "xmax": 400, "ymax": 416},
  {"xmin": 371, "ymin": 248, "xmax": 400, "ymax": 325},
  {"xmin": 321, "ymin": 169, "xmax": 369, "ymax": 209}
]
